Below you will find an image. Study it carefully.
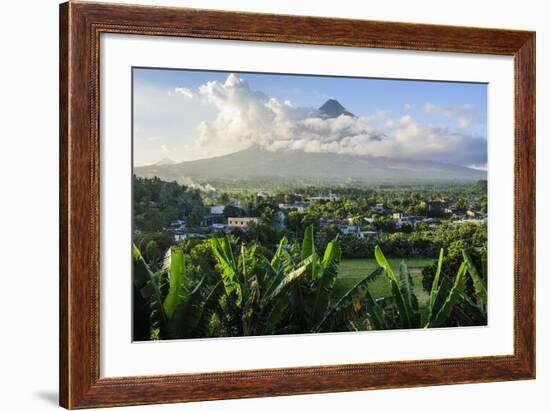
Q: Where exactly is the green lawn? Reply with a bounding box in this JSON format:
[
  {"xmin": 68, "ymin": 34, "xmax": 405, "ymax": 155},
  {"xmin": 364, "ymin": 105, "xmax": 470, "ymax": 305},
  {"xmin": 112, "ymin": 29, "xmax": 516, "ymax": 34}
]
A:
[{"xmin": 334, "ymin": 258, "xmax": 432, "ymax": 306}]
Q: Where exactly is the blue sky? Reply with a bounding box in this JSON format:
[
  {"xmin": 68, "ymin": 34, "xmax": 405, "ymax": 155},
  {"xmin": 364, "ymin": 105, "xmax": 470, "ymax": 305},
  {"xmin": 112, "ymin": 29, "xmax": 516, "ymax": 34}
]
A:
[{"xmin": 133, "ymin": 68, "xmax": 487, "ymax": 167}]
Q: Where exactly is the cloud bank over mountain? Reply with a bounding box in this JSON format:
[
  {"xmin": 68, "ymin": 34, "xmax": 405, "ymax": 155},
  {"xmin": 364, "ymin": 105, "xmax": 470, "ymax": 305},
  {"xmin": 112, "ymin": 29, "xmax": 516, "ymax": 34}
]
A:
[{"xmin": 184, "ymin": 73, "xmax": 486, "ymax": 167}]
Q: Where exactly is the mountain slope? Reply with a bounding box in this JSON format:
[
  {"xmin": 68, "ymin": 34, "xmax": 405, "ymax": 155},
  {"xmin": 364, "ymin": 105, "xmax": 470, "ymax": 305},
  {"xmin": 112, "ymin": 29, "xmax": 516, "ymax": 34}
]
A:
[{"xmin": 134, "ymin": 146, "xmax": 486, "ymax": 185}]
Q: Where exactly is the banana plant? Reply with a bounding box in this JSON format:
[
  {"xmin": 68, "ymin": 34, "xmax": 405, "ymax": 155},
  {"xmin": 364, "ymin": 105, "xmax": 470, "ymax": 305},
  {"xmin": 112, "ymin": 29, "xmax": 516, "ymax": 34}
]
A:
[
  {"xmin": 373, "ymin": 246, "xmax": 483, "ymax": 329},
  {"xmin": 133, "ymin": 244, "xmax": 166, "ymax": 338},
  {"xmin": 209, "ymin": 227, "xmax": 377, "ymax": 335},
  {"xmin": 462, "ymin": 250, "xmax": 487, "ymax": 315},
  {"xmin": 133, "ymin": 244, "xmax": 222, "ymax": 339},
  {"xmin": 135, "ymin": 230, "xmax": 487, "ymax": 339},
  {"xmin": 314, "ymin": 267, "xmax": 384, "ymax": 331},
  {"xmin": 295, "ymin": 226, "xmax": 384, "ymax": 333},
  {"xmin": 210, "ymin": 235, "xmax": 314, "ymax": 336}
]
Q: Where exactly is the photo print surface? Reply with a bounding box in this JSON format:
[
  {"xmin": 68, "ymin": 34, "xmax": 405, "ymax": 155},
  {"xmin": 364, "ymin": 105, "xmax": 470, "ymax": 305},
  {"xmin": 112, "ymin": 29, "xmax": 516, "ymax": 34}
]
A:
[{"xmin": 132, "ymin": 68, "xmax": 488, "ymax": 341}]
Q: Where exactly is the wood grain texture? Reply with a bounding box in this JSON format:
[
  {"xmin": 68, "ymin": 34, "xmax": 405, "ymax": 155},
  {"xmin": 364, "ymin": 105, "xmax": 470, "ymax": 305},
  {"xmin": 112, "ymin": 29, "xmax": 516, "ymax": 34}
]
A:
[{"xmin": 59, "ymin": 1, "xmax": 536, "ymax": 408}]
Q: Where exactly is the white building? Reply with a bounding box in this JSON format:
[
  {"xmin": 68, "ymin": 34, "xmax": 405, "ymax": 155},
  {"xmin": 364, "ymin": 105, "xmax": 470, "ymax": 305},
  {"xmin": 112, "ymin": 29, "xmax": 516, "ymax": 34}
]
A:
[
  {"xmin": 338, "ymin": 225, "xmax": 360, "ymax": 235},
  {"xmin": 358, "ymin": 231, "xmax": 378, "ymax": 240},
  {"xmin": 308, "ymin": 190, "xmax": 339, "ymax": 202},
  {"xmin": 279, "ymin": 202, "xmax": 307, "ymax": 213}
]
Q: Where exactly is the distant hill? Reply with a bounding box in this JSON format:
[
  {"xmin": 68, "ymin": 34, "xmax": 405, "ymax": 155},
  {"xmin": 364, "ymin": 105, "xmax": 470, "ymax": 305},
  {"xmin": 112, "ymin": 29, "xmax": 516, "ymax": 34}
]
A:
[
  {"xmin": 155, "ymin": 157, "xmax": 176, "ymax": 165},
  {"xmin": 134, "ymin": 146, "xmax": 486, "ymax": 186}
]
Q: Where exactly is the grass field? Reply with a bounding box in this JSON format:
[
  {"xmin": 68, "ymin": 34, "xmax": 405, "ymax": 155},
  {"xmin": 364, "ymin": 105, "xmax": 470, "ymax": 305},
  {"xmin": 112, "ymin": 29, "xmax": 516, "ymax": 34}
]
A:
[{"xmin": 334, "ymin": 258, "xmax": 433, "ymax": 306}]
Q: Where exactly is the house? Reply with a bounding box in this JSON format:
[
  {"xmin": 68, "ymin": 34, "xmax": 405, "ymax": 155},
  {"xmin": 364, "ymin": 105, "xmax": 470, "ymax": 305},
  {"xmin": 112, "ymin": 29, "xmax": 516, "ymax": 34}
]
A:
[
  {"xmin": 403, "ymin": 215, "xmax": 422, "ymax": 225},
  {"xmin": 173, "ymin": 233, "xmax": 206, "ymax": 241},
  {"xmin": 392, "ymin": 212, "xmax": 404, "ymax": 220},
  {"xmin": 338, "ymin": 224, "xmax": 360, "ymax": 235},
  {"xmin": 466, "ymin": 210, "xmax": 481, "ymax": 218},
  {"xmin": 210, "ymin": 205, "xmax": 226, "ymax": 215},
  {"xmin": 278, "ymin": 202, "xmax": 308, "ymax": 213},
  {"xmin": 308, "ymin": 190, "xmax": 339, "ymax": 202},
  {"xmin": 453, "ymin": 218, "xmax": 487, "ymax": 225},
  {"xmin": 228, "ymin": 217, "xmax": 261, "ymax": 230},
  {"xmin": 371, "ymin": 203, "xmax": 385, "ymax": 214},
  {"xmin": 358, "ymin": 231, "xmax": 378, "ymax": 240},
  {"xmin": 275, "ymin": 211, "xmax": 286, "ymax": 229},
  {"xmin": 257, "ymin": 191, "xmax": 270, "ymax": 199},
  {"xmin": 169, "ymin": 219, "xmax": 186, "ymax": 230}
]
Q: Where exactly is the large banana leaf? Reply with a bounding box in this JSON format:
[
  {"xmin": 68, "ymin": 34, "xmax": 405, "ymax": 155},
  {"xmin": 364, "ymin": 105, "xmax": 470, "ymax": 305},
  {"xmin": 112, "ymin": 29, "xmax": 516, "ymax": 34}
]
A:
[
  {"xmin": 374, "ymin": 246, "xmax": 413, "ymax": 328},
  {"xmin": 270, "ymin": 236, "xmax": 289, "ymax": 272},
  {"xmin": 462, "ymin": 250, "xmax": 487, "ymax": 313},
  {"xmin": 163, "ymin": 249, "xmax": 186, "ymax": 319},
  {"xmin": 311, "ymin": 240, "xmax": 341, "ymax": 328},
  {"xmin": 189, "ymin": 280, "xmax": 223, "ymax": 337},
  {"xmin": 263, "ymin": 247, "xmax": 294, "ymax": 302},
  {"xmin": 242, "ymin": 276, "xmax": 261, "ymax": 335},
  {"xmin": 261, "ymin": 256, "xmax": 314, "ymax": 332},
  {"xmin": 481, "ymin": 254, "xmax": 488, "ymax": 282},
  {"xmin": 165, "ymin": 275, "xmax": 207, "ymax": 338},
  {"xmin": 364, "ymin": 288, "xmax": 386, "ymax": 330},
  {"xmin": 264, "ymin": 255, "xmax": 314, "ymax": 304},
  {"xmin": 239, "ymin": 244, "xmax": 250, "ymax": 303},
  {"xmin": 427, "ymin": 248, "xmax": 444, "ymax": 320},
  {"xmin": 428, "ymin": 261, "xmax": 468, "ymax": 328},
  {"xmin": 133, "ymin": 244, "xmax": 166, "ymax": 325},
  {"xmin": 210, "ymin": 237, "xmax": 243, "ymax": 307},
  {"xmin": 302, "ymin": 225, "xmax": 321, "ymax": 282},
  {"xmin": 315, "ymin": 267, "xmax": 383, "ymax": 331},
  {"xmin": 301, "ymin": 225, "xmax": 315, "ymax": 260},
  {"xmin": 398, "ymin": 261, "xmax": 420, "ymax": 327}
]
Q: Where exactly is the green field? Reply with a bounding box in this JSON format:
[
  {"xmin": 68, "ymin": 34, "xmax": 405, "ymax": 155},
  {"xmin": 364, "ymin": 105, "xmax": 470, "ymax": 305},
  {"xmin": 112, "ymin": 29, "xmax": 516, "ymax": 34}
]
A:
[{"xmin": 334, "ymin": 258, "xmax": 432, "ymax": 306}]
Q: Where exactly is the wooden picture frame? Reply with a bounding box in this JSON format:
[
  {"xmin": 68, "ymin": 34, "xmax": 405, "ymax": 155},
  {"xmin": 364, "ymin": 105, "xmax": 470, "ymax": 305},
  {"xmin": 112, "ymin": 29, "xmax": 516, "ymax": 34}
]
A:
[{"xmin": 59, "ymin": 1, "xmax": 535, "ymax": 408}]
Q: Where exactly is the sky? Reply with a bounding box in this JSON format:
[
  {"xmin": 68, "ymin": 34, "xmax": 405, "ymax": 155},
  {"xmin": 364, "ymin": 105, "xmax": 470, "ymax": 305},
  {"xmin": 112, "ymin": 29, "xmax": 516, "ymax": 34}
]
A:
[{"xmin": 133, "ymin": 68, "xmax": 487, "ymax": 169}]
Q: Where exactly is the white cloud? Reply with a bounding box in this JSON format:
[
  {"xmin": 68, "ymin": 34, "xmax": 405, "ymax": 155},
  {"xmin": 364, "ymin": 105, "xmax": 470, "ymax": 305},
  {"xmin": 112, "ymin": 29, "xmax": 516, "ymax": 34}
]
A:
[
  {"xmin": 173, "ymin": 87, "xmax": 194, "ymax": 98},
  {"xmin": 423, "ymin": 102, "xmax": 475, "ymax": 129},
  {"xmin": 187, "ymin": 73, "xmax": 486, "ymax": 166}
]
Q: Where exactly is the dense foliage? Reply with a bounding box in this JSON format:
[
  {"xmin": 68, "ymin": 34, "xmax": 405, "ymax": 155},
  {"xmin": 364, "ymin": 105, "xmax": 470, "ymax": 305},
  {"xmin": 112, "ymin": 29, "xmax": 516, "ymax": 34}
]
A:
[
  {"xmin": 134, "ymin": 177, "xmax": 487, "ymax": 261},
  {"xmin": 133, "ymin": 227, "xmax": 487, "ymax": 340},
  {"xmin": 132, "ymin": 177, "xmax": 488, "ymax": 340},
  {"xmin": 133, "ymin": 176, "xmax": 206, "ymax": 233}
]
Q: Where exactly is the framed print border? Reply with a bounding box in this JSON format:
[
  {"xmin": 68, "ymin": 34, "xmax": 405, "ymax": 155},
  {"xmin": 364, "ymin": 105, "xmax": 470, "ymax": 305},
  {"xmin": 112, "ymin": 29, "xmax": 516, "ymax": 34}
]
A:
[{"xmin": 59, "ymin": 1, "xmax": 535, "ymax": 409}]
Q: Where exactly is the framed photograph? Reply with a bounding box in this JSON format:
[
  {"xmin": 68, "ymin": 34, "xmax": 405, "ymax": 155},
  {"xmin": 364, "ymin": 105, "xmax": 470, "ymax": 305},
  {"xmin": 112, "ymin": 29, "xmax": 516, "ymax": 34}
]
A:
[{"xmin": 59, "ymin": 2, "xmax": 535, "ymax": 409}]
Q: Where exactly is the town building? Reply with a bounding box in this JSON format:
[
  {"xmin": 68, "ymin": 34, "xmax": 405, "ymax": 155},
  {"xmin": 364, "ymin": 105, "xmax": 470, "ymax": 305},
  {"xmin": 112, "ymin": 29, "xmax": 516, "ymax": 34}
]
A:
[
  {"xmin": 371, "ymin": 203, "xmax": 386, "ymax": 214},
  {"xmin": 358, "ymin": 231, "xmax": 378, "ymax": 240},
  {"xmin": 308, "ymin": 190, "xmax": 339, "ymax": 202},
  {"xmin": 227, "ymin": 217, "xmax": 261, "ymax": 230},
  {"xmin": 278, "ymin": 202, "xmax": 308, "ymax": 213},
  {"xmin": 337, "ymin": 224, "xmax": 360, "ymax": 235}
]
